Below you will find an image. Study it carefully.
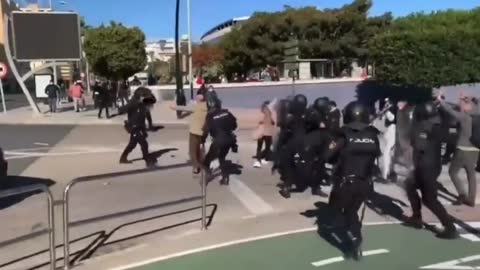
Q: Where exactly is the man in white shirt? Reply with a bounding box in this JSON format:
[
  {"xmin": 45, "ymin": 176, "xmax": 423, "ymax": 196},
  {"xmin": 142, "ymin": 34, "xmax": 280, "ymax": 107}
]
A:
[{"xmin": 382, "ymin": 99, "xmax": 397, "ymax": 181}]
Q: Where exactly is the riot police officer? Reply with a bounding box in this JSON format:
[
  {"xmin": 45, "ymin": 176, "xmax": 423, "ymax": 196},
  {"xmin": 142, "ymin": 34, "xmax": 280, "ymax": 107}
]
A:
[
  {"xmin": 326, "ymin": 101, "xmax": 381, "ymax": 260},
  {"xmin": 119, "ymin": 94, "xmax": 156, "ymax": 167},
  {"xmin": 297, "ymin": 98, "xmax": 332, "ymax": 197},
  {"xmin": 203, "ymin": 98, "xmax": 238, "ymax": 185},
  {"xmin": 278, "ymin": 94, "xmax": 308, "ymax": 198},
  {"xmin": 404, "ymin": 101, "xmax": 458, "ymax": 239}
]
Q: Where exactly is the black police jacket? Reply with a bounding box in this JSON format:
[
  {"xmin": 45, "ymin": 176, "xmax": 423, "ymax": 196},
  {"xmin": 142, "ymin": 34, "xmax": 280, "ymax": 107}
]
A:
[
  {"xmin": 204, "ymin": 109, "xmax": 237, "ymax": 144},
  {"xmin": 411, "ymin": 120, "xmax": 442, "ymax": 170},
  {"xmin": 125, "ymin": 101, "xmax": 149, "ymax": 132},
  {"xmin": 299, "ymin": 128, "xmax": 331, "ymax": 164},
  {"xmin": 326, "ymin": 122, "xmax": 381, "ymax": 179}
]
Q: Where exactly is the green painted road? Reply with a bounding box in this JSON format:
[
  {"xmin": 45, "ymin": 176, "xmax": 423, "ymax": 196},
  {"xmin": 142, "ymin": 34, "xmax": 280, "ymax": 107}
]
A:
[{"xmin": 132, "ymin": 225, "xmax": 480, "ymax": 270}]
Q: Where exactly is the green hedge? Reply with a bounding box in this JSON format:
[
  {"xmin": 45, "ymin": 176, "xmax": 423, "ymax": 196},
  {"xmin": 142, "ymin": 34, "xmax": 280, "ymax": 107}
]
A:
[{"xmin": 370, "ymin": 8, "xmax": 480, "ymax": 89}]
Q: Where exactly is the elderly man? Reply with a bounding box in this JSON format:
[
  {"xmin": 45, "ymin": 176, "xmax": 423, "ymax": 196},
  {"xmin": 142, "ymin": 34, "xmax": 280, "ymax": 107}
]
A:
[{"xmin": 438, "ymin": 92, "xmax": 478, "ymax": 207}]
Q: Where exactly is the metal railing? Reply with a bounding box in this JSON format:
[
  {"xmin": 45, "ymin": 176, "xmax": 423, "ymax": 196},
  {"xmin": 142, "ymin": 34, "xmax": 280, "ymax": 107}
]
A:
[
  {"xmin": 0, "ymin": 184, "xmax": 56, "ymax": 270},
  {"xmin": 63, "ymin": 167, "xmax": 208, "ymax": 270}
]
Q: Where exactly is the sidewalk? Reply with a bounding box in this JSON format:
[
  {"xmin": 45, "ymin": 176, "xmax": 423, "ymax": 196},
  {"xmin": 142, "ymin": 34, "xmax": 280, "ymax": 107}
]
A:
[{"xmin": 0, "ymin": 99, "xmax": 261, "ymax": 129}]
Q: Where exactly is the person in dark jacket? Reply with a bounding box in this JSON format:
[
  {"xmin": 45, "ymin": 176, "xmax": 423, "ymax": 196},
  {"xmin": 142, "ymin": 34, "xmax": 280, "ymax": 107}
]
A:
[
  {"xmin": 94, "ymin": 82, "xmax": 110, "ymax": 119},
  {"xmin": 45, "ymin": 79, "xmax": 60, "ymax": 113},
  {"xmin": 119, "ymin": 95, "xmax": 156, "ymax": 167},
  {"xmin": 327, "ymin": 100, "xmax": 341, "ymax": 130},
  {"xmin": 202, "ymin": 98, "xmax": 238, "ymax": 185},
  {"xmin": 118, "ymin": 80, "xmax": 130, "ymax": 107},
  {"xmin": 404, "ymin": 101, "xmax": 458, "ymax": 239}
]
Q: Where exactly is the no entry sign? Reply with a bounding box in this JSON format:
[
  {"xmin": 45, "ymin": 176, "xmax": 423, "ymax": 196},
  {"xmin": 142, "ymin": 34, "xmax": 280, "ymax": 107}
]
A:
[{"xmin": 0, "ymin": 63, "xmax": 8, "ymax": 79}]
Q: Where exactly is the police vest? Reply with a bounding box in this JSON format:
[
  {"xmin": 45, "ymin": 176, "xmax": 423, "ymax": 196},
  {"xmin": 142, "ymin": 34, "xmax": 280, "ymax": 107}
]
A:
[
  {"xmin": 338, "ymin": 127, "xmax": 380, "ymax": 179},
  {"xmin": 209, "ymin": 109, "xmax": 237, "ymax": 137}
]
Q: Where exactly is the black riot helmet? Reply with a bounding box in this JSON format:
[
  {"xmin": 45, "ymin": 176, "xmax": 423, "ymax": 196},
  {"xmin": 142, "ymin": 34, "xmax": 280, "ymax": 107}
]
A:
[
  {"xmin": 343, "ymin": 101, "xmax": 370, "ymax": 125},
  {"xmin": 305, "ymin": 107, "xmax": 321, "ymax": 131},
  {"xmin": 313, "ymin": 97, "xmax": 330, "ymax": 115},
  {"xmin": 413, "ymin": 101, "xmax": 438, "ymax": 121},
  {"xmin": 293, "ymin": 94, "xmax": 308, "ymax": 110},
  {"xmin": 134, "ymin": 87, "xmax": 157, "ymax": 105},
  {"xmin": 278, "ymin": 99, "xmax": 292, "ymax": 114}
]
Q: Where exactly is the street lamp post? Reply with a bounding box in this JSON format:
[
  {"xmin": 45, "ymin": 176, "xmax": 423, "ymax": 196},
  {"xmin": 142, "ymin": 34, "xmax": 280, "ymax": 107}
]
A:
[
  {"xmin": 187, "ymin": 0, "xmax": 193, "ymax": 99},
  {"xmin": 174, "ymin": 0, "xmax": 186, "ymax": 118}
]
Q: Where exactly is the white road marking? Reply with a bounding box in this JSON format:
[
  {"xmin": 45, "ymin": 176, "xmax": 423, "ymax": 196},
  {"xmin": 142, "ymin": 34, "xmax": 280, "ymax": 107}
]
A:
[
  {"xmin": 421, "ymin": 255, "xmax": 480, "ymax": 269},
  {"xmin": 4, "ymin": 149, "xmax": 119, "ymax": 160},
  {"xmin": 106, "ymin": 222, "xmax": 479, "ymax": 270},
  {"xmin": 311, "ymin": 249, "xmax": 390, "ymax": 267},
  {"xmin": 460, "ymin": 234, "xmax": 480, "ymax": 242},
  {"xmin": 229, "ymin": 176, "xmax": 274, "ymax": 215},
  {"xmin": 34, "ymin": 142, "xmax": 49, "ymax": 146}
]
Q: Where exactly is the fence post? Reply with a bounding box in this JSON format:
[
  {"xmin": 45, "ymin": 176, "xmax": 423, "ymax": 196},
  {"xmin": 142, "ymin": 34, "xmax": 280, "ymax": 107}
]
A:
[{"xmin": 201, "ymin": 171, "xmax": 207, "ymax": 230}]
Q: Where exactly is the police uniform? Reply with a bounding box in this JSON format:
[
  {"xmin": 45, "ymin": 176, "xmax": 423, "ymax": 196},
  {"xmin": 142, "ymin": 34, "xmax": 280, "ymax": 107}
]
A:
[
  {"xmin": 326, "ymin": 101, "xmax": 381, "ymax": 260},
  {"xmin": 119, "ymin": 99, "xmax": 154, "ymax": 166},
  {"xmin": 203, "ymin": 100, "xmax": 238, "ymax": 185},
  {"xmin": 278, "ymin": 95, "xmax": 308, "ymax": 198},
  {"xmin": 298, "ymin": 106, "xmax": 331, "ymax": 197},
  {"xmin": 405, "ymin": 102, "xmax": 458, "ymax": 239}
]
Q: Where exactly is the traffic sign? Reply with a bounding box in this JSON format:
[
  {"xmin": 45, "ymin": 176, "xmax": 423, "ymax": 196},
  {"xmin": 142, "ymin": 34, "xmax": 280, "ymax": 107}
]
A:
[{"xmin": 0, "ymin": 63, "xmax": 8, "ymax": 79}]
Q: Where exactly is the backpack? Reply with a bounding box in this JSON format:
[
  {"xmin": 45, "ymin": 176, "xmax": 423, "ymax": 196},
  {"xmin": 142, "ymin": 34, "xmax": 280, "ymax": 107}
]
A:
[{"xmin": 470, "ymin": 115, "xmax": 480, "ymax": 148}]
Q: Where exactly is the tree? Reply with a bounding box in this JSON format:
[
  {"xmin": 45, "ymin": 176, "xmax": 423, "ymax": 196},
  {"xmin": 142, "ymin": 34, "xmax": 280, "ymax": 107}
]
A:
[
  {"xmin": 192, "ymin": 44, "xmax": 224, "ymax": 70},
  {"xmin": 220, "ymin": 0, "xmax": 392, "ymax": 77},
  {"xmin": 83, "ymin": 22, "xmax": 147, "ymax": 80},
  {"xmin": 370, "ymin": 8, "xmax": 480, "ymax": 89}
]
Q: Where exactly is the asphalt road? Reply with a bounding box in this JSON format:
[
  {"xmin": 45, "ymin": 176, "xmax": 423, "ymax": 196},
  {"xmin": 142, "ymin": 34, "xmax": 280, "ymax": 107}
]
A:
[
  {"xmin": 0, "ymin": 124, "xmax": 74, "ymax": 175},
  {"xmin": 1, "ymin": 94, "xmax": 31, "ymax": 111}
]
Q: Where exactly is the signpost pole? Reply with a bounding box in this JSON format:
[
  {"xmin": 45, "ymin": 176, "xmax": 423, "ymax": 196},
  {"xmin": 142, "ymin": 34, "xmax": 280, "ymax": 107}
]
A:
[
  {"xmin": 0, "ymin": 80, "xmax": 5, "ymax": 114},
  {"xmin": 292, "ymin": 72, "xmax": 296, "ymax": 96}
]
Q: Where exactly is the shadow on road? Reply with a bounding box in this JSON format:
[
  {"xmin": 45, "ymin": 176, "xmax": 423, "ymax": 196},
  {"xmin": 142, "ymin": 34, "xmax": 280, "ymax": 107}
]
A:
[
  {"xmin": 73, "ymin": 203, "xmax": 218, "ymax": 265},
  {"xmin": 302, "ymin": 202, "xmax": 353, "ymax": 258},
  {"xmin": 130, "ymin": 148, "xmax": 179, "ymax": 163},
  {"xmin": 0, "ymin": 176, "xmax": 56, "ymax": 210},
  {"xmin": 366, "ymin": 191, "xmax": 408, "ymax": 222},
  {"xmin": 0, "ymin": 231, "xmax": 106, "ymax": 270}
]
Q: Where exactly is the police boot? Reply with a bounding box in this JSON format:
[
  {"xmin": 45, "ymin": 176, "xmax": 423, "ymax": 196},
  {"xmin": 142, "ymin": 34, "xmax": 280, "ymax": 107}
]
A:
[
  {"xmin": 279, "ymin": 186, "xmax": 291, "ymax": 199},
  {"xmin": 220, "ymin": 176, "xmax": 230, "ymax": 186},
  {"xmin": 436, "ymin": 226, "xmax": 459, "ymax": 240},
  {"xmin": 346, "ymin": 231, "xmax": 363, "ymax": 261},
  {"xmin": 403, "ymin": 216, "xmax": 424, "ymax": 229},
  {"xmin": 119, "ymin": 157, "xmax": 132, "ymax": 164},
  {"xmin": 311, "ymin": 186, "xmax": 328, "ymax": 198},
  {"xmin": 351, "ymin": 238, "xmax": 363, "ymax": 261}
]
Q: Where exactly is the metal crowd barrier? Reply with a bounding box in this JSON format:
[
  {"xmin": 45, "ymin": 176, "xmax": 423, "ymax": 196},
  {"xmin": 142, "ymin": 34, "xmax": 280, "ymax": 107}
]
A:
[
  {"xmin": 0, "ymin": 184, "xmax": 56, "ymax": 270},
  {"xmin": 63, "ymin": 168, "xmax": 208, "ymax": 270}
]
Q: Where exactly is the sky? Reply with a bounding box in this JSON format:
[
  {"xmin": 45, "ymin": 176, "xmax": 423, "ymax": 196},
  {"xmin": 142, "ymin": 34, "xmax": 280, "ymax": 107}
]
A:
[{"xmin": 41, "ymin": 0, "xmax": 480, "ymax": 41}]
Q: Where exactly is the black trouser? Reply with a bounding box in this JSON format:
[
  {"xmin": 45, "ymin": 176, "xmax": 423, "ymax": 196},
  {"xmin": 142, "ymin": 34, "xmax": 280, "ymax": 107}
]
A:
[
  {"xmin": 256, "ymin": 136, "xmax": 272, "ymax": 161},
  {"xmin": 120, "ymin": 130, "xmax": 149, "ymax": 162},
  {"xmin": 146, "ymin": 110, "xmax": 153, "ymax": 129},
  {"xmin": 405, "ymin": 166, "xmax": 455, "ymax": 230},
  {"xmin": 329, "ymin": 177, "xmax": 371, "ymax": 241},
  {"xmin": 278, "ymin": 131, "xmax": 304, "ymax": 187},
  {"xmin": 49, "ymin": 98, "xmax": 57, "ymax": 113},
  {"xmin": 98, "ymin": 105, "xmax": 110, "ymax": 118},
  {"xmin": 204, "ymin": 142, "xmax": 231, "ymax": 178}
]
